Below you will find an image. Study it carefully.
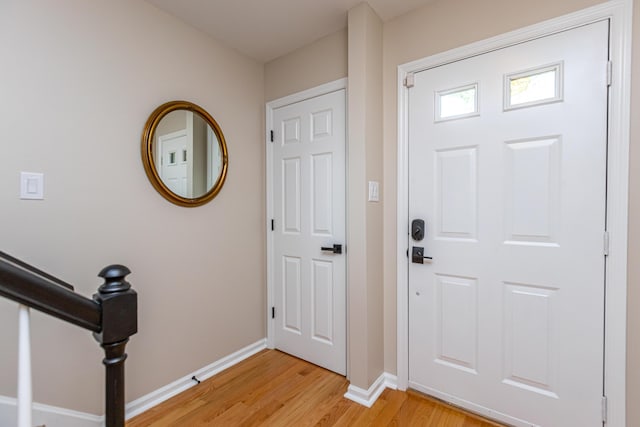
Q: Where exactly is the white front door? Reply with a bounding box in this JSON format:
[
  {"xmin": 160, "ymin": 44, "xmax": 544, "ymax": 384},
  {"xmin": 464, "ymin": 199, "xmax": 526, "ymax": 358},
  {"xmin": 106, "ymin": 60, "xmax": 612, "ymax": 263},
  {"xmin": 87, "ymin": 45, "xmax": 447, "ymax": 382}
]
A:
[
  {"xmin": 408, "ymin": 21, "xmax": 608, "ymax": 426},
  {"xmin": 271, "ymin": 89, "xmax": 346, "ymax": 375}
]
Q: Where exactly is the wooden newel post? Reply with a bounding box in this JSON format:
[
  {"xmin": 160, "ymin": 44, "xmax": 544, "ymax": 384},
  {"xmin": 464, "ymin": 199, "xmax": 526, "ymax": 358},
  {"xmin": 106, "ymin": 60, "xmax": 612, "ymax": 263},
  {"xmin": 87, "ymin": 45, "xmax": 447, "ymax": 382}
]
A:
[{"xmin": 93, "ymin": 265, "xmax": 137, "ymax": 427}]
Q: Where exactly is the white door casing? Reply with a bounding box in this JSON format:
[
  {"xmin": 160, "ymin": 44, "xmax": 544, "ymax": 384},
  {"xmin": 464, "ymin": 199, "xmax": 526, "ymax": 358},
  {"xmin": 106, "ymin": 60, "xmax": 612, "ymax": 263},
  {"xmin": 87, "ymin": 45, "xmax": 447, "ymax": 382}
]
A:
[
  {"xmin": 267, "ymin": 84, "xmax": 347, "ymax": 375},
  {"xmin": 408, "ymin": 20, "xmax": 607, "ymax": 427}
]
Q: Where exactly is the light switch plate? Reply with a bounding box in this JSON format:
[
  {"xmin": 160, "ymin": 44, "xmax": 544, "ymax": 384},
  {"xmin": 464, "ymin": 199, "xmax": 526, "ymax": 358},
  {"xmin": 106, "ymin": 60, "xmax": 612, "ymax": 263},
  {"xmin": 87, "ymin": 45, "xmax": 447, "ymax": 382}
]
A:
[
  {"xmin": 20, "ymin": 172, "xmax": 44, "ymax": 200},
  {"xmin": 368, "ymin": 181, "xmax": 380, "ymax": 202}
]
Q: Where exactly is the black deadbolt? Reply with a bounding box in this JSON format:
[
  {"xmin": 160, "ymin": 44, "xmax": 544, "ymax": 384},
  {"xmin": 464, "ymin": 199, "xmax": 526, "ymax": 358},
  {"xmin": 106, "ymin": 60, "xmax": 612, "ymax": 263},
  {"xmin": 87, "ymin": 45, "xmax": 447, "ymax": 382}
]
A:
[{"xmin": 411, "ymin": 219, "xmax": 425, "ymax": 241}]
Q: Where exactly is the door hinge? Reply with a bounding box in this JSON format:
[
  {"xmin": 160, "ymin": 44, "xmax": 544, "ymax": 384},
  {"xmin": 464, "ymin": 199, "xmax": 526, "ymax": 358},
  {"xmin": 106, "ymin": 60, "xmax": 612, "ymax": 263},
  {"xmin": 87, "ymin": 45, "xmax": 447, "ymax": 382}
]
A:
[
  {"xmin": 271, "ymin": 306, "xmax": 275, "ymax": 319},
  {"xmin": 604, "ymin": 231, "xmax": 610, "ymax": 256},
  {"xmin": 404, "ymin": 73, "xmax": 415, "ymax": 88},
  {"xmin": 270, "ymin": 130, "xmax": 274, "ymax": 142},
  {"xmin": 607, "ymin": 61, "xmax": 613, "ymax": 87},
  {"xmin": 271, "ymin": 219, "xmax": 275, "ymax": 231},
  {"xmin": 602, "ymin": 395, "xmax": 608, "ymax": 422}
]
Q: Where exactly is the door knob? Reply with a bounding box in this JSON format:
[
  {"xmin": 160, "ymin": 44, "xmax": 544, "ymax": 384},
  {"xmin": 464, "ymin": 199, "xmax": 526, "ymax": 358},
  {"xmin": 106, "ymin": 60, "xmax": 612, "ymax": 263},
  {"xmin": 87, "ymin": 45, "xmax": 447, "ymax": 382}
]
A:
[
  {"xmin": 321, "ymin": 244, "xmax": 343, "ymax": 254},
  {"xmin": 412, "ymin": 246, "xmax": 432, "ymax": 264}
]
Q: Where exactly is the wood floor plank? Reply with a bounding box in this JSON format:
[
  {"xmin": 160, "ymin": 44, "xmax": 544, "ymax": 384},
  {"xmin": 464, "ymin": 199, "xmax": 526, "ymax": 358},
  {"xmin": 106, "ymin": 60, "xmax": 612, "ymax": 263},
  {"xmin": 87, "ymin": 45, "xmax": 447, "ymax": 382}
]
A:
[
  {"xmin": 127, "ymin": 349, "xmax": 507, "ymax": 427},
  {"xmin": 364, "ymin": 389, "xmax": 407, "ymax": 426},
  {"xmin": 167, "ymin": 354, "xmax": 303, "ymax": 425},
  {"xmin": 258, "ymin": 371, "xmax": 341, "ymax": 425},
  {"xmin": 311, "ymin": 393, "xmax": 354, "ymax": 427},
  {"xmin": 144, "ymin": 398, "xmax": 208, "ymax": 427}
]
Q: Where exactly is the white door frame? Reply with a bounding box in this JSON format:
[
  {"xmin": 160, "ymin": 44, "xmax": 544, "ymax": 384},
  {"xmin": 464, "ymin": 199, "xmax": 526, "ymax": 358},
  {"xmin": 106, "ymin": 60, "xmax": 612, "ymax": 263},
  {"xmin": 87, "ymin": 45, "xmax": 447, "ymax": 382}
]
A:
[
  {"xmin": 265, "ymin": 78, "xmax": 349, "ymax": 356},
  {"xmin": 396, "ymin": 1, "xmax": 632, "ymax": 426}
]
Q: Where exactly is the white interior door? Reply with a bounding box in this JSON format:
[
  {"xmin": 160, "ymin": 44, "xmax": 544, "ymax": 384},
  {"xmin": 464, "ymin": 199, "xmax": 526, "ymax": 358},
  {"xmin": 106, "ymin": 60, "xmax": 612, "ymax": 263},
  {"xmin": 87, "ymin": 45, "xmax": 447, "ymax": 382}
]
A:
[
  {"xmin": 272, "ymin": 89, "xmax": 346, "ymax": 375},
  {"xmin": 159, "ymin": 130, "xmax": 189, "ymax": 196},
  {"xmin": 408, "ymin": 21, "xmax": 609, "ymax": 426}
]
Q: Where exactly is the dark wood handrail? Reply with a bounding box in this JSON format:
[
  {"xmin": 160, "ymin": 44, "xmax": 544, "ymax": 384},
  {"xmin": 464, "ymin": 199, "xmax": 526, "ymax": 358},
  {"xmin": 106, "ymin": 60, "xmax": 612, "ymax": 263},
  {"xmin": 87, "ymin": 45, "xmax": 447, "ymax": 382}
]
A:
[
  {"xmin": 0, "ymin": 251, "xmax": 74, "ymax": 290},
  {"xmin": 0, "ymin": 252, "xmax": 137, "ymax": 427},
  {"xmin": 0, "ymin": 259, "xmax": 101, "ymax": 331}
]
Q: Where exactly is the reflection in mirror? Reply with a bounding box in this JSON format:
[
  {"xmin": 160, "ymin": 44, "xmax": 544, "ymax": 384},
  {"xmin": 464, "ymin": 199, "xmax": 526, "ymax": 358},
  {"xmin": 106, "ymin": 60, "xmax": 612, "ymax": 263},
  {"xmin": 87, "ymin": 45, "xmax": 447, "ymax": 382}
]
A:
[
  {"xmin": 141, "ymin": 101, "xmax": 228, "ymax": 207},
  {"xmin": 154, "ymin": 111, "xmax": 222, "ymax": 198}
]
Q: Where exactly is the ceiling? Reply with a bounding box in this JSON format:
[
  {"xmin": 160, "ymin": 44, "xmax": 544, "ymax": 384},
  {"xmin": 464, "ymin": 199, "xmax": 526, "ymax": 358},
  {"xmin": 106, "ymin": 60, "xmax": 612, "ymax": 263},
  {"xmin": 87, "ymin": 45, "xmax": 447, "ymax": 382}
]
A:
[{"xmin": 146, "ymin": 0, "xmax": 436, "ymax": 63}]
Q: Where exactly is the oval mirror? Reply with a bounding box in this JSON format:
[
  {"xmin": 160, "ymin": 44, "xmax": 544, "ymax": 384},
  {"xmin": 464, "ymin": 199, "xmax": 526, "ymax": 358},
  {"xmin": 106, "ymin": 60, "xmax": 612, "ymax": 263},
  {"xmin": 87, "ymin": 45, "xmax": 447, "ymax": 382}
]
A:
[{"xmin": 141, "ymin": 101, "xmax": 228, "ymax": 207}]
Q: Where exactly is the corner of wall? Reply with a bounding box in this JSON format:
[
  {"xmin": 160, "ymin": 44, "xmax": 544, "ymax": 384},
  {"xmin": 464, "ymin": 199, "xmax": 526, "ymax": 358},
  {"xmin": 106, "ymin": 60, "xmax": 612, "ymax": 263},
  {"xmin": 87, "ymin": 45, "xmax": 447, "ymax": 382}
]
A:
[{"xmin": 346, "ymin": 1, "xmax": 385, "ymax": 391}]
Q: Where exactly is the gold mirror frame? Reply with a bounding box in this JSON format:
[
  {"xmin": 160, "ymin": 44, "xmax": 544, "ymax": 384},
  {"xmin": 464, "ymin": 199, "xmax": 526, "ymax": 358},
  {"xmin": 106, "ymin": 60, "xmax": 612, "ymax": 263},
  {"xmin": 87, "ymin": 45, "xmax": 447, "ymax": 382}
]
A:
[{"xmin": 141, "ymin": 101, "xmax": 228, "ymax": 207}]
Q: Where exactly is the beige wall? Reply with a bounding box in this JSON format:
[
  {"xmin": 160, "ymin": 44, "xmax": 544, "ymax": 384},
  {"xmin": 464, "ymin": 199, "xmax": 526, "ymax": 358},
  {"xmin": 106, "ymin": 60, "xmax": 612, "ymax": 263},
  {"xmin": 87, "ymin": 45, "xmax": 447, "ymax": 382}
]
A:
[
  {"xmin": 156, "ymin": 109, "xmax": 187, "ymax": 136},
  {"xmin": 264, "ymin": 29, "xmax": 347, "ymax": 101},
  {"xmin": 347, "ymin": 3, "xmax": 385, "ymax": 389},
  {"xmin": 0, "ymin": 0, "xmax": 264, "ymax": 415}
]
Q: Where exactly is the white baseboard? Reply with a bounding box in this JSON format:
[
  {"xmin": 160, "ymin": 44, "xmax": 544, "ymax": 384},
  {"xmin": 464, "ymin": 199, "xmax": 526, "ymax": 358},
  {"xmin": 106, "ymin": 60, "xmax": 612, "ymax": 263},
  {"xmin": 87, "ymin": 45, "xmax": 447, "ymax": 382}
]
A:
[
  {"xmin": 125, "ymin": 338, "xmax": 267, "ymax": 419},
  {"xmin": 344, "ymin": 372, "xmax": 398, "ymax": 408},
  {"xmin": 0, "ymin": 395, "xmax": 103, "ymax": 427},
  {"xmin": 0, "ymin": 338, "xmax": 267, "ymax": 426}
]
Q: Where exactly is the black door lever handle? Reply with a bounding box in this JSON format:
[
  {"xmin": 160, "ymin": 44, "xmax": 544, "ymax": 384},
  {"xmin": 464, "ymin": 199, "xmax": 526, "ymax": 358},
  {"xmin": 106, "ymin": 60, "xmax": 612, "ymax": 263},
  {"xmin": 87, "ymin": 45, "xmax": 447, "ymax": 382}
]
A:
[
  {"xmin": 321, "ymin": 244, "xmax": 343, "ymax": 254},
  {"xmin": 412, "ymin": 246, "xmax": 432, "ymax": 264}
]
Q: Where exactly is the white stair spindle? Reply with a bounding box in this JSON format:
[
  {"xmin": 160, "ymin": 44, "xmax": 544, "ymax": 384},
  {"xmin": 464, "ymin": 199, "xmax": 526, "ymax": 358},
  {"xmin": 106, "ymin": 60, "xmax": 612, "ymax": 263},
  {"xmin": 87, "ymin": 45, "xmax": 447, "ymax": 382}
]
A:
[{"xmin": 17, "ymin": 304, "xmax": 32, "ymax": 427}]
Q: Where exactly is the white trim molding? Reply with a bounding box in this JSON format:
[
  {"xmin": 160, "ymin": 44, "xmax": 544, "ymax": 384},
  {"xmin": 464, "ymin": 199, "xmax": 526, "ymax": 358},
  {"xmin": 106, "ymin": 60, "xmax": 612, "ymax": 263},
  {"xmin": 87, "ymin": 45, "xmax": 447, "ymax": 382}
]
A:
[
  {"xmin": 344, "ymin": 372, "xmax": 397, "ymax": 407},
  {"xmin": 1, "ymin": 339, "xmax": 267, "ymax": 426},
  {"xmin": 396, "ymin": 1, "xmax": 631, "ymax": 426},
  {"xmin": 266, "ymin": 78, "xmax": 348, "ymax": 110},
  {"xmin": 125, "ymin": 339, "xmax": 266, "ymax": 420},
  {"xmin": 265, "ymin": 78, "xmax": 348, "ymax": 351},
  {"xmin": 0, "ymin": 395, "xmax": 103, "ymax": 427}
]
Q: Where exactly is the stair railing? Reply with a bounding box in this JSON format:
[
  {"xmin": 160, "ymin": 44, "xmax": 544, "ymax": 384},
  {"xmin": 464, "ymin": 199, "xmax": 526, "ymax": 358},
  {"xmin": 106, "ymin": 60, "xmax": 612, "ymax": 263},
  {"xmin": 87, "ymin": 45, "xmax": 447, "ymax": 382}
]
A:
[{"xmin": 0, "ymin": 251, "xmax": 137, "ymax": 427}]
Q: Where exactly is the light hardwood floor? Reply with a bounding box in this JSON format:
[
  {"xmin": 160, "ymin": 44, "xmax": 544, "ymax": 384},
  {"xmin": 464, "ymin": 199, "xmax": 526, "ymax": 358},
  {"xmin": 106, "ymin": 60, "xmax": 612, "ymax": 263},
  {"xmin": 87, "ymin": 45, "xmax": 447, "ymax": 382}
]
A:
[{"xmin": 127, "ymin": 349, "xmax": 506, "ymax": 426}]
